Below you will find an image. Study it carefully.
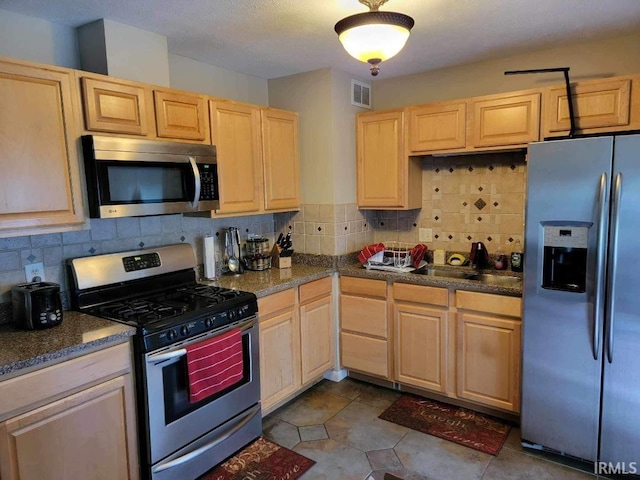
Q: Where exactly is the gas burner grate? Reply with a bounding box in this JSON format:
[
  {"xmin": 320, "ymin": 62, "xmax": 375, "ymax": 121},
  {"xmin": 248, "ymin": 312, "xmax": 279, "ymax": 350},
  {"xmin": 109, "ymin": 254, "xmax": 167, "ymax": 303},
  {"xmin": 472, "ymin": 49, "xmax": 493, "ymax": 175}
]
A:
[{"xmin": 95, "ymin": 299, "xmax": 186, "ymax": 322}]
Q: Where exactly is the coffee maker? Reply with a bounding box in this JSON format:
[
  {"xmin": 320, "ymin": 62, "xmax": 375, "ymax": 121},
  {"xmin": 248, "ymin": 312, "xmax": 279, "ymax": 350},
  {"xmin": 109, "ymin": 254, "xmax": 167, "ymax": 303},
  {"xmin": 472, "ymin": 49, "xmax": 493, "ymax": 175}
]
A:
[{"xmin": 223, "ymin": 227, "xmax": 244, "ymax": 274}]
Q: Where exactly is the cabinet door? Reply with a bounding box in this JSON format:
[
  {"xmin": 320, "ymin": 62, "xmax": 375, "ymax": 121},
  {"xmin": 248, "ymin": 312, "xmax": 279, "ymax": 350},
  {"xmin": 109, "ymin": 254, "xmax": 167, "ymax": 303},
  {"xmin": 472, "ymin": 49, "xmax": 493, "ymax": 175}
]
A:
[
  {"xmin": 154, "ymin": 89, "xmax": 209, "ymax": 141},
  {"xmin": 544, "ymin": 78, "xmax": 636, "ymax": 137},
  {"xmin": 0, "ymin": 60, "xmax": 85, "ymax": 232},
  {"xmin": 261, "ymin": 108, "xmax": 300, "ymax": 211},
  {"xmin": 210, "ymin": 100, "xmax": 263, "ymax": 213},
  {"xmin": 457, "ymin": 312, "xmax": 521, "ymax": 412},
  {"xmin": 394, "ymin": 303, "xmax": 448, "ymax": 393},
  {"xmin": 81, "ymin": 77, "xmax": 152, "ymax": 136},
  {"xmin": 300, "ymin": 294, "xmax": 334, "ymax": 384},
  {"xmin": 470, "ymin": 92, "xmax": 540, "ymax": 148},
  {"xmin": 0, "ymin": 375, "xmax": 138, "ymax": 480},
  {"xmin": 357, "ymin": 110, "xmax": 406, "ymax": 208},
  {"xmin": 259, "ymin": 308, "xmax": 300, "ymax": 412},
  {"xmin": 408, "ymin": 102, "xmax": 466, "ymax": 153}
]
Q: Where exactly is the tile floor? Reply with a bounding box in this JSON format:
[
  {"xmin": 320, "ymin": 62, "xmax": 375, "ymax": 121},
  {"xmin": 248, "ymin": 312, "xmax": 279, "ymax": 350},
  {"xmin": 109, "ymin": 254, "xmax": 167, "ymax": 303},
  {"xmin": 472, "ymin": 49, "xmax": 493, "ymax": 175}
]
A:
[{"xmin": 263, "ymin": 377, "xmax": 600, "ymax": 480}]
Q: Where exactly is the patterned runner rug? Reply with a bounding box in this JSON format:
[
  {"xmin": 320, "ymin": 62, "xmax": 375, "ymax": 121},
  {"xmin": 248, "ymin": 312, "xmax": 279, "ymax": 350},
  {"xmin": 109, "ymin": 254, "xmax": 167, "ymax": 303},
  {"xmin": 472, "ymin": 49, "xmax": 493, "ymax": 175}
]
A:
[
  {"xmin": 198, "ymin": 437, "xmax": 315, "ymax": 480},
  {"xmin": 379, "ymin": 395, "xmax": 511, "ymax": 455}
]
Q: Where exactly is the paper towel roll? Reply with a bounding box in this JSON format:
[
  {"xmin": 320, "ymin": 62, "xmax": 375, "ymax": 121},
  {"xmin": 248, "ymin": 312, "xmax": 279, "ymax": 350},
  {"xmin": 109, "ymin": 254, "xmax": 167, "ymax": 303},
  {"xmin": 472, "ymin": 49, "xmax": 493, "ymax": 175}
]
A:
[{"xmin": 203, "ymin": 235, "xmax": 216, "ymax": 279}]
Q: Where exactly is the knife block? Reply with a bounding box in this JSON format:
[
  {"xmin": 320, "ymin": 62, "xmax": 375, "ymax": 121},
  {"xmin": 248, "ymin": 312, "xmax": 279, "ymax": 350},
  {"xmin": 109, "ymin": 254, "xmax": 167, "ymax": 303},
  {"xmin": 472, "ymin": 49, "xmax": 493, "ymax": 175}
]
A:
[{"xmin": 271, "ymin": 245, "xmax": 292, "ymax": 269}]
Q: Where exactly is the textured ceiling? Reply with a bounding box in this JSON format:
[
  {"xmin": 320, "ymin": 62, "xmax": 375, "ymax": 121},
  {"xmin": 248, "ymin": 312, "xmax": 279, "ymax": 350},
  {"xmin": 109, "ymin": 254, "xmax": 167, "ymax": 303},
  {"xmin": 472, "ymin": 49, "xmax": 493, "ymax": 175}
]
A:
[{"xmin": 2, "ymin": 0, "xmax": 640, "ymax": 79}]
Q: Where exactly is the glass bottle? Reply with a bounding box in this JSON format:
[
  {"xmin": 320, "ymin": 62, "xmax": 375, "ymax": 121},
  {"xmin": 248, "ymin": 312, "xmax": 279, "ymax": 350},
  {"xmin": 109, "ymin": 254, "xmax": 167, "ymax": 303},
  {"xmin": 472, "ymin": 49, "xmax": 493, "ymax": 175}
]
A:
[{"xmin": 511, "ymin": 239, "xmax": 523, "ymax": 272}]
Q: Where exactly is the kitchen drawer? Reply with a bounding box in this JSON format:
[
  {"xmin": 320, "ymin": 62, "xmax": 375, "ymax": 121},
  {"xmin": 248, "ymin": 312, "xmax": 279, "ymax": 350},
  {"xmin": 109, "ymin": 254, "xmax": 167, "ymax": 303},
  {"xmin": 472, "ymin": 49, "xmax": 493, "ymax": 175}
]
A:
[
  {"xmin": 340, "ymin": 295, "xmax": 387, "ymax": 338},
  {"xmin": 340, "ymin": 276, "xmax": 387, "ymax": 299},
  {"xmin": 299, "ymin": 277, "xmax": 332, "ymax": 304},
  {"xmin": 455, "ymin": 290, "xmax": 521, "ymax": 318},
  {"xmin": 393, "ymin": 283, "xmax": 449, "ymax": 307},
  {"xmin": 258, "ymin": 288, "xmax": 296, "ymax": 318},
  {"xmin": 340, "ymin": 332, "xmax": 388, "ymax": 378}
]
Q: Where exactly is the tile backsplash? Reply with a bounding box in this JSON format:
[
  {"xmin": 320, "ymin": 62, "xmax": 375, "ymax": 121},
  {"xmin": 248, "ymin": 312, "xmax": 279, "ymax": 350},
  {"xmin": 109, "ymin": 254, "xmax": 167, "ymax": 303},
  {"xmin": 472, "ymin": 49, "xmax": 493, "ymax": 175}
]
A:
[
  {"xmin": 363, "ymin": 151, "xmax": 527, "ymax": 256},
  {"xmin": 0, "ymin": 151, "xmax": 526, "ymax": 315},
  {"xmin": 0, "ymin": 214, "xmax": 277, "ymax": 307}
]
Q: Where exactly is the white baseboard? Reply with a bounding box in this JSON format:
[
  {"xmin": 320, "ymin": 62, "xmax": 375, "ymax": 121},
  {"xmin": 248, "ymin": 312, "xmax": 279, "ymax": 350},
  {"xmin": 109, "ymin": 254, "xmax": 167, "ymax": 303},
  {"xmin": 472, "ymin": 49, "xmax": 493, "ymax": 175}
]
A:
[{"xmin": 323, "ymin": 368, "xmax": 348, "ymax": 382}]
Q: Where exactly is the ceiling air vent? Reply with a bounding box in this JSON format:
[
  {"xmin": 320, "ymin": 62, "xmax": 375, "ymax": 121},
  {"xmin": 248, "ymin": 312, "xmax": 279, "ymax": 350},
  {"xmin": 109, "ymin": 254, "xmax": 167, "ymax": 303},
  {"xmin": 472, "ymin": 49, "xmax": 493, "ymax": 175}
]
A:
[{"xmin": 351, "ymin": 79, "xmax": 371, "ymax": 109}]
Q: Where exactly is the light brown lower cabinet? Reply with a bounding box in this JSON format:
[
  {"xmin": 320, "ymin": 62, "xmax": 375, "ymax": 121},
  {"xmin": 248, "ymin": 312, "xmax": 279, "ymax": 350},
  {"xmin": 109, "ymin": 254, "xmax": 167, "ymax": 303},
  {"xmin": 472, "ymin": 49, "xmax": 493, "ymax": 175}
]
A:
[
  {"xmin": 259, "ymin": 278, "xmax": 335, "ymax": 415},
  {"xmin": 299, "ymin": 277, "xmax": 334, "ymax": 384},
  {"xmin": 456, "ymin": 290, "xmax": 522, "ymax": 413},
  {"xmin": 339, "ymin": 276, "xmax": 391, "ymax": 380},
  {"xmin": 337, "ymin": 277, "xmax": 522, "ymax": 415},
  {"xmin": 393, "ymin": 283, "xmax": 449, "ymax": 394},
  {"xmin": 258, "ymin": 288, "xmax": 300, "ymax": 414},
  {"xmin": 0, "ymin": 343, "xmax": 138, "ymax": 480}
]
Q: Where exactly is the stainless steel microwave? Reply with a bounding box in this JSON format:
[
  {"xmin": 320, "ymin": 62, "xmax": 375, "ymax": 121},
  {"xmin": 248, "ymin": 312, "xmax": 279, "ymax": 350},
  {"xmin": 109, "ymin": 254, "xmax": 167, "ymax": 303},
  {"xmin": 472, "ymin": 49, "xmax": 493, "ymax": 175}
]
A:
[{"xmin": 82, "ymin": 135, "xmax": 219, "ymax": 218}]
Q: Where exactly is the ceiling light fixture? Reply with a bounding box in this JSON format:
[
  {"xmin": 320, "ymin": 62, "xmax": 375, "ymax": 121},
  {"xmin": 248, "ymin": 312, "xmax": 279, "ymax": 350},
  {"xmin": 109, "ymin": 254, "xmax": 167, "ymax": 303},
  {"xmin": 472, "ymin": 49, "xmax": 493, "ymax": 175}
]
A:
[{"xmin": 334, "ymin": 0, "xmax": 414, "ymax": 76}]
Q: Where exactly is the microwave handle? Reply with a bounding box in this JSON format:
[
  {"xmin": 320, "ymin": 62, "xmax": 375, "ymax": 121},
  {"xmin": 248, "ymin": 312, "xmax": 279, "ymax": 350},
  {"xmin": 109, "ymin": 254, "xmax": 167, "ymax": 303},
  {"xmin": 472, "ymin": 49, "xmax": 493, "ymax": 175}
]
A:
[{"xmin": 188, "ymin": 156, "xmax": 201, "ymax": 208}]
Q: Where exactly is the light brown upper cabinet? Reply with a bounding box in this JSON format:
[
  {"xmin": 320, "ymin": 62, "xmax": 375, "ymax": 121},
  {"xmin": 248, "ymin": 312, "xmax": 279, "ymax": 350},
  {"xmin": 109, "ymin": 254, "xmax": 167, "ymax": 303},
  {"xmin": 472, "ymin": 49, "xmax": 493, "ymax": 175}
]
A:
[
  {"xmin": 356, "ymin": 109, "xmax": 422, "ymax": 210},
  {"xmin": 209, "ymin": 100, "xmax": 263, "ymax": 214},
  {"xmin": 154, "ymin": 89, "xmax": 209, "ymax": 142},
  {"xmin": 408, "ymin": 101, "xmax": 466, "ymax": 153},
  {"xmin": 0, "ymin": 58, "xmax": 85, "ymax": 235},
  {"xmin": 469, "ymin": 91, "xmax": 540, "ymax": 148},
  {"xmin": 80, "ymin": 75, "xmax": 154, "ymax": 136},
  {"xmin": 261, "ymin": 108, "xmax": 301, "ymax": 211},
  {"xmin": 543, "ymin": 75, "xmax": 640, "ymax": 138}
]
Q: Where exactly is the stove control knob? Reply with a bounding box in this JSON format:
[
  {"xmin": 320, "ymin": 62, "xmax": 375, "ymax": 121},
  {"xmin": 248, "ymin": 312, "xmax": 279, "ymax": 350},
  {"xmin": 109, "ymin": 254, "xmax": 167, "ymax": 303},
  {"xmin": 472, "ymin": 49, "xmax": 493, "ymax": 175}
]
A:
[
  {"xmin": 167, "ymin": 329, "xmax": 178, "ymax": 341},
  {"xmin": 228, "ymin": 309, "xmax": 237, "ymax": 320},
  {"xmin": 204, "ymin": 317, "xmax": 214, "ymax": 329},
  {"xmin": 180, "ymin": 325, "xmax": 190, "ymax": 337}
]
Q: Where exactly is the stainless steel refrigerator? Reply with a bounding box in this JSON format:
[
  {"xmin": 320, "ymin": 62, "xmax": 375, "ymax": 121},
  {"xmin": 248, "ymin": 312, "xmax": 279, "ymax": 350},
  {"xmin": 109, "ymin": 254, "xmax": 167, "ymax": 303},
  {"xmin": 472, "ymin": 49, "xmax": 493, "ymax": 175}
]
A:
[{"xmin": 521, "ymin": 134, "xmax": 640, "ymax": 466}]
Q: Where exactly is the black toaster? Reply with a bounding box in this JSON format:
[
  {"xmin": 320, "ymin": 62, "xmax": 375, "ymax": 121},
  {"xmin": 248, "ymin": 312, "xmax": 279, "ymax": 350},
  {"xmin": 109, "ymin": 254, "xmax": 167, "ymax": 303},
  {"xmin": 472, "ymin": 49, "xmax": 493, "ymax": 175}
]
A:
[{"xmin": 11, "ymin": 282, "xmax": 63, "ymax": 330}]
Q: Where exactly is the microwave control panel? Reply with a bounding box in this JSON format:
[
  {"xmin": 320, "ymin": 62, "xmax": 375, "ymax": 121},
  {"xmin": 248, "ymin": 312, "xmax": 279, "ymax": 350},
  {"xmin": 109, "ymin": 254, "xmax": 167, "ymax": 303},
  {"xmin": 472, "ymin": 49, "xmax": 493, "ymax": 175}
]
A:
[{"xmin": 198, "ymin": 163, "xmax": 218, "ymax": 201}]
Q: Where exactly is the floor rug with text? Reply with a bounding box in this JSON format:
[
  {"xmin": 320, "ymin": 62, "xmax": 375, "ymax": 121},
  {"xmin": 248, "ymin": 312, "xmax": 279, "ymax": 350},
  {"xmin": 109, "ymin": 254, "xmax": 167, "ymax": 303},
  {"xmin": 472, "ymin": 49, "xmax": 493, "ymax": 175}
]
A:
[{"xmin": 379, "ymin": 394, "xmax": 511, "ymax": 455}]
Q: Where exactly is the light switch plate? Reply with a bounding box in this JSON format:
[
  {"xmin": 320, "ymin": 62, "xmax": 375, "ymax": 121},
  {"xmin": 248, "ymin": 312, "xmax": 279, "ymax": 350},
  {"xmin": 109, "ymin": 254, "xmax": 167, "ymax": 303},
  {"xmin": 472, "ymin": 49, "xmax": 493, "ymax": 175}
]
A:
[
  {"xmin": 24, "ymin": 262, "xmax": 45, "ymax": 282},
  {"xmin": 419, "ymin": 228, "xmax": 433, "ymax": 242}
]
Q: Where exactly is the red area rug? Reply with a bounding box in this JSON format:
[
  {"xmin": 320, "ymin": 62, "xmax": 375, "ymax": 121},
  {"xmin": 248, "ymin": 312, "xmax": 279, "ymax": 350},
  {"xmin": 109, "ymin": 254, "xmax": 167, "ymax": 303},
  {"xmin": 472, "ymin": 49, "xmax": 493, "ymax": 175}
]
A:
[
  {"xmin": 379, "ymin": 395, "xmax": 511, "ymax": 455},
  {"xmin": 198, "ymin": 437, "xmax": 315, "ymax": 480}
]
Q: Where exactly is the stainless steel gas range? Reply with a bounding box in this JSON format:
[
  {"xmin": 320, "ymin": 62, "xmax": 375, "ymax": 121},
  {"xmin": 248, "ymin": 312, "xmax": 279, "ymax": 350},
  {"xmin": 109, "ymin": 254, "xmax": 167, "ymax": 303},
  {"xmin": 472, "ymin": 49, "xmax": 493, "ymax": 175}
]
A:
[{"xmin": 67, "ymin": 244, "xmax": 261, "ymax": 480}]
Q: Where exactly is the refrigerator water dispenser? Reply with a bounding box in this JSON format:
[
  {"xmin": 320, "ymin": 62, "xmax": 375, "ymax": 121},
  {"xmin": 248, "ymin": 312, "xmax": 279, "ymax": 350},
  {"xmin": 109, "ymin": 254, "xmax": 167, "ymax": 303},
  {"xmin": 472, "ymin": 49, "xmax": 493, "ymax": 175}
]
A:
[{"xmin": 541, "ymin": 225, "xmax": 588, "ymax": 293}]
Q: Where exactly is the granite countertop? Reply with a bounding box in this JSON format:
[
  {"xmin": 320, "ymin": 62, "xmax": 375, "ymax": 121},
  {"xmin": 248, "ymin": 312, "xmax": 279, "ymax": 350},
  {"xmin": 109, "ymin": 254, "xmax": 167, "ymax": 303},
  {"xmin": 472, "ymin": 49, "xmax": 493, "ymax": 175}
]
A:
[
  {"xmin": 0, "ymin": 258, "xmax": 521, "ymax": 382},
  {"xmin": 0, "ymin": 311, "xmax": 135, "ymax": 379},
  {"xmin": 200, "ymin": 264, "xmax": 334, "ymax": 297},
  {"xmin": 338, "ymin": 262, "xmax": 523, "ymax": 297}
]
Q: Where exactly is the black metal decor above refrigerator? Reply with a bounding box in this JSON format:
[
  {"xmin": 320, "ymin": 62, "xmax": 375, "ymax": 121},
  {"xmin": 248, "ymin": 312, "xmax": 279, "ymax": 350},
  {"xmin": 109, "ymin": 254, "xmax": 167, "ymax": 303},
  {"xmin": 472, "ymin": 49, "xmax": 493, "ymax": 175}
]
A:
[{"xmin": 521, "ymin": 135, "xmax": 640, "ymax": 469}]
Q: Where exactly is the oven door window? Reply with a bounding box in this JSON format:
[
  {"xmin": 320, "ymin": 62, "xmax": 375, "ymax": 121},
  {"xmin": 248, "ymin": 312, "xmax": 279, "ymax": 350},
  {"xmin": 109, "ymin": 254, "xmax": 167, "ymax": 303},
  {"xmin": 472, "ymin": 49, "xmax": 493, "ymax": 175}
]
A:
[
  {"xmin": 162, "ymin": 333, "xmax": 251, "ymax": 424},
  {"xmin": 96, "ymin": 160, "xmax": 195, "ymax": 205}
]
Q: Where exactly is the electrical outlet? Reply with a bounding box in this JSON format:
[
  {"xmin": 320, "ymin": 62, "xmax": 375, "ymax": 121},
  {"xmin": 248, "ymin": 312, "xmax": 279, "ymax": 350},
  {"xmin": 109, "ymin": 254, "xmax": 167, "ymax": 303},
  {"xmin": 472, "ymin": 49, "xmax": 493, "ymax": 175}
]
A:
[
  {"xmin": 419, "ymin": 228, "xmax": 433, "ymax": 242},
  {"xmin": 24, "ymin": 262, "xmax": 45, "ymax": 282}
]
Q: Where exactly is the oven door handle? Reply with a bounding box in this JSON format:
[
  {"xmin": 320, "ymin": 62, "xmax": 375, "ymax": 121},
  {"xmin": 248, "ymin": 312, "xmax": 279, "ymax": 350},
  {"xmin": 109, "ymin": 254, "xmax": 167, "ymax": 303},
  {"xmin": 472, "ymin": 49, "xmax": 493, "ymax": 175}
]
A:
[
  {"xmin": 151, "ymin": 403, "xmax": 261, "ymax": 474},
  {"xmin": 146, "ymin": 317, "xmax": 257, "ymax": 365},
  {"xmin": 147, "ymin": 348, "xmax": 187, "ymax": 364}
]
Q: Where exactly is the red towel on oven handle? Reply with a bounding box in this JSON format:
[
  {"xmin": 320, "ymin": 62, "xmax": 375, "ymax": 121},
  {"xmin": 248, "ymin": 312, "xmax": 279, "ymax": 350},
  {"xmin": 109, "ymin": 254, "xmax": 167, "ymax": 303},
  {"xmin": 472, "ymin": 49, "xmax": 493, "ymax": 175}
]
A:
[{"xmin": 186, "ymin": 328, "xmax": 244, "ymax": 403}]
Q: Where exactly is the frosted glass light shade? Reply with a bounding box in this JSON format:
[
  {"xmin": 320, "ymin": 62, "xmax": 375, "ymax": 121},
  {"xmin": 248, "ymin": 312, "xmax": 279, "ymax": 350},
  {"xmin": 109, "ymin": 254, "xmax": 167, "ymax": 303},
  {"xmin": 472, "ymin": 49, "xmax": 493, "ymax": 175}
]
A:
[
  {"xmin": 338, "ymin": 23, "xmax": 410, "ymax": 63},
  {"xmin": 335, "ymin": 10, "xmax": 414, "ymax": 75}
]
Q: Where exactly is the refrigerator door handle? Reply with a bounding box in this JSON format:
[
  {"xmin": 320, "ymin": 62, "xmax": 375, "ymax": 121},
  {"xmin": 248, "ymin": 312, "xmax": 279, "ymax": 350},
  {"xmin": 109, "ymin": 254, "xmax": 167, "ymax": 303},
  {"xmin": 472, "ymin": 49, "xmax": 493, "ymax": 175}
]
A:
[
  {"xmin": 605, "ymin": 172, "xmax": 622, "ymax": 364},
  {"xmin": 593, "ymin": 172, "xmax": 608, "ymax": 361}
]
